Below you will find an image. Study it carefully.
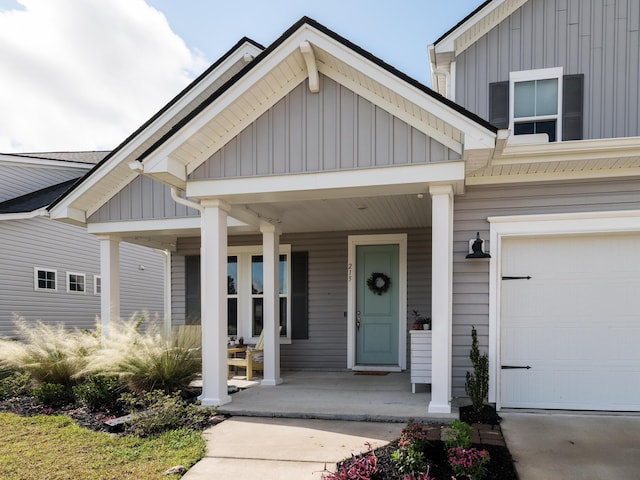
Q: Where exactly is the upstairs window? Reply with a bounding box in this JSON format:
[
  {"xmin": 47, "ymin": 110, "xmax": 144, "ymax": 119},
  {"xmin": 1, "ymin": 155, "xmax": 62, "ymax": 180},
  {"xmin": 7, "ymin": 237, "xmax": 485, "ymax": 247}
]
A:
[
  {"xmin": 510, "ymin": 68, "xmax": 562, "ymax": 142},
  {"xmin": 489, "ymin": 68, "xmax": 583, "ymax": 142}
]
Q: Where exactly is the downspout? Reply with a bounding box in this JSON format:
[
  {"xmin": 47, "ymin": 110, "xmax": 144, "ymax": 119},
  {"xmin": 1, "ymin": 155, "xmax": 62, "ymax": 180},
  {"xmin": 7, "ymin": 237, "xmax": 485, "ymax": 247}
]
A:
[
  {"xmin": 163, "ymin": 249, "xmax": 172, "ymax": 340},
  {"xmin": 170, "ymin": 187, "xmax": 203, "ymax": 212}
]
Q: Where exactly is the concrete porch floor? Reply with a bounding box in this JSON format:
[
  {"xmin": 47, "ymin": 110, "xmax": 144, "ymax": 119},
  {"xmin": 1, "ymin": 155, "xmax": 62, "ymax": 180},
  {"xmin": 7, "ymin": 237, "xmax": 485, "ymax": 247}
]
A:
[{"xmin": 217, "ymin": 370, "xmax": 457, "ymax": 423}]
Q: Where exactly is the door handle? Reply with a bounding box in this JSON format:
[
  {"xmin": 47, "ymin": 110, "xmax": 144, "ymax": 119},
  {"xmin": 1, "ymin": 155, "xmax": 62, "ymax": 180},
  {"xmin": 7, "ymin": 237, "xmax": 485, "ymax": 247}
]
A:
[{"xmin": 356, "ymin": 310, "xmax": 361, "ymax": 330}]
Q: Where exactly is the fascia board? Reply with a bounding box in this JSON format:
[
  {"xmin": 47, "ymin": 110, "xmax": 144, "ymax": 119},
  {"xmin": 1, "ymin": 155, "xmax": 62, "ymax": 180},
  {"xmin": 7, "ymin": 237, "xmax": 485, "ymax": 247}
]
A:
[
  {"xmin": 466, "ymin": 167, "xmax": 640, "ymax": 186},
  {"xmin": 186, "ymin": 162, "xmax": 465, "ymax": 203},
  {"xmin": 86, "ymin": 216, "xmax": 246, "ymax": 235},
  {"xmin": 0, "ymin": 208, "xmax": 47, "ymax": 221}
]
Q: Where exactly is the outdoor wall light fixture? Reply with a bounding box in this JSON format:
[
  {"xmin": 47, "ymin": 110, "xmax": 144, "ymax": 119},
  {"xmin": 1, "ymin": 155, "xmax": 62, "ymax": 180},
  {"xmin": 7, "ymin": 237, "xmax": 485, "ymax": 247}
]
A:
[{"xmin": 466, "ymin": 232, "xmax": 491, "ymax": 259}]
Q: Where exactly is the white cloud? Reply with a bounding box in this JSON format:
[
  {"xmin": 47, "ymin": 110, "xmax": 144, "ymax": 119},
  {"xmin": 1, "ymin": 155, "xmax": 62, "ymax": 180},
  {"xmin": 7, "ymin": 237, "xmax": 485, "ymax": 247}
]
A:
[{"xmin": 0, "ymin": 0, "xmax": 207, "ymax": 153}]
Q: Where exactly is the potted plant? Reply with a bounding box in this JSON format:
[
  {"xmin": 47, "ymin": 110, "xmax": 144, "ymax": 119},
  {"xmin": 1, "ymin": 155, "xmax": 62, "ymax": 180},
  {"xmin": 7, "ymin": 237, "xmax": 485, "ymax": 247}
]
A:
[{"xmin": 411, "ymin": 309, "xmax": 431, "ymax": 330}]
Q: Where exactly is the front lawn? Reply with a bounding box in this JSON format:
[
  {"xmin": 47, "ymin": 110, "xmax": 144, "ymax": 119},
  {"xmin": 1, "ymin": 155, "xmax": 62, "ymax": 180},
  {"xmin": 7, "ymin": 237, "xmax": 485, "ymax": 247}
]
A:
[{"xmin": 0, "ymin": 413, "xmax": 206, "ymax": 479}]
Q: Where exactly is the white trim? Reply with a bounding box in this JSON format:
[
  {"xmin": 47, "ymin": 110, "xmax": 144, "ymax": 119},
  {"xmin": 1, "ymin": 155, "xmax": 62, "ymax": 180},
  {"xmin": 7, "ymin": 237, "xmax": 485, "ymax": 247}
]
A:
[
  {"xmin": 0, "ymin": 209, "xmax": 48, "ymax": 221},
  {"xmin": 0, "ymin": 153, "xmax": 95, "ymax": 169},
  {"xmin": 187, "ymin": 163, "xmax": 466, "ymax": 203},
  {"xmin": 66, "ymin": 271, "xmax": 86, "ymax": 294},
  {"xmin": 347, "ymin": 234, "xmax": 408, "ymax": 371},
  {"xmin": 87, "ymin": 215, "xmax": 249, "ymax": 236},
  {"xmin": 509, "ymin": 67, "xmax": 563, "ymax": 143},
  {"xmin": 93, "ymin": 275, "xmax": 101, "ymax": 296},
  {"xmin": 488, "ymin": 209, "xmax": 640, "ymax": 409},
  {"xmin": 34, "ymin": 267, "xmax": 57, "ymax": 292}
]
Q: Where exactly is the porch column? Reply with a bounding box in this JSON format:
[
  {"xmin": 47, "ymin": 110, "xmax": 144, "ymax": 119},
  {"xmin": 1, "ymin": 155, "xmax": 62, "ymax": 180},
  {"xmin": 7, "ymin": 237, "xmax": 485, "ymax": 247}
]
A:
[
  {"xmin": 200, "ymin": 199, "xmax": 232, "ymax": 406},
  {"xmin": 260, "ymin": 223, "xmax": 282, "ymax": 386},
  {"xmin": 428, "ymin": 184, "xmax": 454, "ymax": 414},
  {"xmin": 97, "ymin": 235, "xmax": 120, "ymax": 339}
]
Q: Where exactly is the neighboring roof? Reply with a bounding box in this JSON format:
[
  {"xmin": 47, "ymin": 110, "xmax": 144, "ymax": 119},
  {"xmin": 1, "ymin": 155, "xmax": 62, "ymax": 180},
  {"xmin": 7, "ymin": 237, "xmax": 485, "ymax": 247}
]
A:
[
  {"xmin": 0, "ymin": 177, "xmax": 79, "ymax": 214},
  {"xmin": 10, "ymin": 151, "xmax": 111, "ymax": 164}
]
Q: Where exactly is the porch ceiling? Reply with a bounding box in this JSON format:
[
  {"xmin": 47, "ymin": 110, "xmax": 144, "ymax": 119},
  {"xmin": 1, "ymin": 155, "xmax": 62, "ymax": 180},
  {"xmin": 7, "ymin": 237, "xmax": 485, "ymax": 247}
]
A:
[{"xmin": 114, "ymin": 192, "xmax": 432, "ymax": 251}]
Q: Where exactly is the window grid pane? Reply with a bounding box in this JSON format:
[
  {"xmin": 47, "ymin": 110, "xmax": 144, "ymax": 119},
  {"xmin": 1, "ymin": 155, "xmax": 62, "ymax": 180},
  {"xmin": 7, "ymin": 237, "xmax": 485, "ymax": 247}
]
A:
[
  {"xmin": 514, "ymin": 80, "xmax": 535, "ymax": 118},
  {"xmin": 37, "ymin": 270, "xmax": 56, "ymax": 290},
  {"xmin": 535, "ymin": 78, "xmax": 558, "ymax": 116}
]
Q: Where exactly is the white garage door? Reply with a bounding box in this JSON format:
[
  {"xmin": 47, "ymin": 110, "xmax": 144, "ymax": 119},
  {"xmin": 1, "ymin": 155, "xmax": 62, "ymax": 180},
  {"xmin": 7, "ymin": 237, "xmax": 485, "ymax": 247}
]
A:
[{"xmin": 500, "ymin": 233, "xmax": 640, "ymax": 410}]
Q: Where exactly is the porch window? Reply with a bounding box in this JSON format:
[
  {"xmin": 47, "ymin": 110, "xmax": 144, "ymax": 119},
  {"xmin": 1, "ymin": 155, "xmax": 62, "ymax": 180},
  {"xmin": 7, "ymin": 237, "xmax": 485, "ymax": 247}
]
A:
[
  {"xmin": 229, "ymin": 246, "xmax": 291, "ymax": 342},
  {"xmin": 67, "ymin": 272, "xmax": 86, "ymax": 293}
]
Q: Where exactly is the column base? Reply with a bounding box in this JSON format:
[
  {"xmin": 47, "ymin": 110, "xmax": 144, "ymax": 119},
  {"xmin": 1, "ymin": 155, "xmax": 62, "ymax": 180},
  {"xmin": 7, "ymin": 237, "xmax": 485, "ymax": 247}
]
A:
[
  {"xmin": 261, "ymin": 378, "xmax": 283, "ymax": 387},
  {"xmin": 199, "ymin": 394, "xmax": 232, "ymax": 407},
  {"xmin": 428, "ymin": 401, "xmax": 452, "ymax": 414}
]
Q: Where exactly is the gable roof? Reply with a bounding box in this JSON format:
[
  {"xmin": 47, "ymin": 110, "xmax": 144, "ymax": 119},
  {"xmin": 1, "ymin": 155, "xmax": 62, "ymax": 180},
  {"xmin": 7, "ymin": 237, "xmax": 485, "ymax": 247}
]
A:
[
  {"xmin": 429, "ymin": 0, "xmax": 529, "ymax": 95},
  {"xmin": 50, "ymin": 17, "xmax": 497, "ymax": 225},
  {"xmin": 0, "ymin": 177, "xmax": 79, "ymax": 214}
]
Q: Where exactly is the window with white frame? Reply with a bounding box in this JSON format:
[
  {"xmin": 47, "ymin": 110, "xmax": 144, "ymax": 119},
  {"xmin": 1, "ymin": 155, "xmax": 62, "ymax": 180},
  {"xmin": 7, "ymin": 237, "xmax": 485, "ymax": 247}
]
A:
[
  {"xmin": 66, "ymin": 272, "xmax": 86, "ymax": 293},
  {"xmin": 510, "ymin": 67, "xmax": 563, "ymax": 142},
  {"xmin": 34, "ymin": 268, "xmax": 57, "ymax": 291},
  {"xmin": 228, "ymin": 245, "xmax": 291, "ymax": 342},
  {"xmin": 94, "ymin": 275, "xmax": 101, "ymax": 295}
]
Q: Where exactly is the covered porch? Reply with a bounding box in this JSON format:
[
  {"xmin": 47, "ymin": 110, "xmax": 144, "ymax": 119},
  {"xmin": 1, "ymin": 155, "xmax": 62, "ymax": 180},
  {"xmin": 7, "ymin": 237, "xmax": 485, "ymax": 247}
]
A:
[{"xmin": 219, "ymin": 370, "xmax": 457, "ymax": 422}]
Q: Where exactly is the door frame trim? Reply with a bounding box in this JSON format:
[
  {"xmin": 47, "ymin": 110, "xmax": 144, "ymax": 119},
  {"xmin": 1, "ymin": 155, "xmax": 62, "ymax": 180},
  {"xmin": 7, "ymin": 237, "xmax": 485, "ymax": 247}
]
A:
[
  {"xmin": 488, "ymin": 209, "xmax": 640, "ymax": 409},
  {"xmin": 347, "ymin": 233, "xmax": 407, "ymax": 371}
]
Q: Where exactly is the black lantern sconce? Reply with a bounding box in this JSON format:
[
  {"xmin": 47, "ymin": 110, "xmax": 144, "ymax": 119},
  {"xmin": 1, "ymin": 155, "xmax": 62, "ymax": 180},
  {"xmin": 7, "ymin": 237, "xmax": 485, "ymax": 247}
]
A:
[{"xmin": 466, "ymin": 232, "xmax": 491, "ymax": 259}]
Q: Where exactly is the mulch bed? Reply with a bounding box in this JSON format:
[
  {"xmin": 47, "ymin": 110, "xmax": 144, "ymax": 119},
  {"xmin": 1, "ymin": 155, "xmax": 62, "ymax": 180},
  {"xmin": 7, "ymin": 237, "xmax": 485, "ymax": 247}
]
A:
[{"xmin": 337, "ymin": 406, "xmax": 519, "ymax": 480}]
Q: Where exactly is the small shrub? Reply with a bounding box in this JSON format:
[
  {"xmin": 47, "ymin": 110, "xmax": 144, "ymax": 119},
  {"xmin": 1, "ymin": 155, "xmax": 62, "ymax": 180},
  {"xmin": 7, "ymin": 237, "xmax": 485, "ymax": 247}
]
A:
[
  {"xmin": 465, "ymin": 326, "xmax": 489, "ymax": 413},
  {"xmin": 447, "ymin": 446, "xmax": 490, "ymax": 480},
  {"xmin": 442, "ymin": 419, "xmax": 473, "ymax": 450},
  {"xmin": 0, "ymin": 371, "xmax": 32, "ymax": 399},
  {"xmin": 34, "ymin": 382, "xmax": 71, "ymax": 407},
  {"xmin": 120, "ymin": 390, "xmax": 215, "ymax": 437},
  {"xmin": 73, "ymin": 374, "xmax": 123, "ymax": 411},
  {"xmin": 391, "ymin": 420, "xmax": 430, "ymax": 476},
  {"xmin": 322, "ymin": 443, "xmax": 378, "ymax": 479}
]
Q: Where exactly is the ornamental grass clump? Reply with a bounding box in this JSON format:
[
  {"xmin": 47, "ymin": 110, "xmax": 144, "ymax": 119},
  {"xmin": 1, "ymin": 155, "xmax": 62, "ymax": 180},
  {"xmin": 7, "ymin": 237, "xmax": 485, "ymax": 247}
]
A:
[
  {"xmin": 0, "ymin": 318, "xmax": 100, "ymax": 388},
  {"xmin": 87, "ymin": 316, "xmax": 201, "ymax": 394}
]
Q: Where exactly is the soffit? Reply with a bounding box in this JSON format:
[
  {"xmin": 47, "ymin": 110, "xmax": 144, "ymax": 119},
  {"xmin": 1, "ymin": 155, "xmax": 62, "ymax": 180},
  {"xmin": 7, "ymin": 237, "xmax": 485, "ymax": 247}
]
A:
[{"xmin": 466, "ymin": 137, "xmax": 640, "ymax": 184}]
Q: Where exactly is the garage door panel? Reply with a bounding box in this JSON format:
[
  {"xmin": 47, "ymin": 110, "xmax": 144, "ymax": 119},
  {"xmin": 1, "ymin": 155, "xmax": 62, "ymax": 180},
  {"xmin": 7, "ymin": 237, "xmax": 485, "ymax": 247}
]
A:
[{"xmin": 501, "ymin": 233, "xmax": 640, "ymax": 411}]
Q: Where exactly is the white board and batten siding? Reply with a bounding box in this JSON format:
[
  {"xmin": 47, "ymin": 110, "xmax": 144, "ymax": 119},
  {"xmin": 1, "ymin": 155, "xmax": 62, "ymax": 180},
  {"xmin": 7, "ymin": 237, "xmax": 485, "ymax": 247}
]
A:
[
  {"xmin": 171, "ymin": 229, "xmax": 432, "ymax": 371},
  {"xmin": 451, "ymin": 177, "xmax": 640, "ymax": 398},
  {"xmin": 0, "ymin": 216, "xmax": 165, "ymax": 338},
  {"xmin": 455, "ymin": 0, "xmax": 640, "ymax": 140}
]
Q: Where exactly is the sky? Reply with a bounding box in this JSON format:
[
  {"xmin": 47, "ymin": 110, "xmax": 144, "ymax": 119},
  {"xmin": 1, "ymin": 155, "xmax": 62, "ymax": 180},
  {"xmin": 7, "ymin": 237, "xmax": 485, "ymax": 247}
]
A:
[{"xmin": 0, "ymin": 0, "xmax": 484, "ymax": 153}]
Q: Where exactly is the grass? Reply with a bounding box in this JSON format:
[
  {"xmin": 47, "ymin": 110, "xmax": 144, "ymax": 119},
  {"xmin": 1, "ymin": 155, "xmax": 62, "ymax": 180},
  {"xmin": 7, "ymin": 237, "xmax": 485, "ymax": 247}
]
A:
[{"xmin": 0, "ymin": 412, "xmax": 206, "ymax": 479}]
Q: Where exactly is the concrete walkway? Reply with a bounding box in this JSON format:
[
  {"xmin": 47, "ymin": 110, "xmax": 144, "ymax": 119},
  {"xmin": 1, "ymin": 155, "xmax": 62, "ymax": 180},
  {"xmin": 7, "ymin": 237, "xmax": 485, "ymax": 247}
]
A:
[
  {"xmin": 181, "ymin": 417, "xmax": 403, "ymax": 480},
  {"xmin": 501, "ymin": 412, "xmax": 640, "ymax": 480}
]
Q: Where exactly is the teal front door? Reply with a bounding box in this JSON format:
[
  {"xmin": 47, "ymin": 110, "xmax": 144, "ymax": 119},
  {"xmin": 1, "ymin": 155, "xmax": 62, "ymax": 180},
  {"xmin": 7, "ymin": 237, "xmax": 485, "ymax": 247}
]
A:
[{"xmin": 356, "ymin": 244, "xmax": 400, "ymax": 365}]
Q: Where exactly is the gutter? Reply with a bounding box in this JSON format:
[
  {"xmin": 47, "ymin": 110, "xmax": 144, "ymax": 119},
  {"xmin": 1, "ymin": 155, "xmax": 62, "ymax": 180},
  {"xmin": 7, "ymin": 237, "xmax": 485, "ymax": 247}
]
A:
[{"xmin": 0, "ymin": 208, "xmax": 48, "ymax": 221}]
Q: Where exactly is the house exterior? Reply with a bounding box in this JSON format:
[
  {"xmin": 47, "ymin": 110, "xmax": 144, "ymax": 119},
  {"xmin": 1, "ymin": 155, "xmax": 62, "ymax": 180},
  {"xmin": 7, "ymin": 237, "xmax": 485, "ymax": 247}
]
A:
[
  {"xmin": 0, "ymin": 152, "xmax": 166, "ymax": 338},
  {"xmin": 49, "ymin": 0, "xmax": 640, "ymax": 413}
]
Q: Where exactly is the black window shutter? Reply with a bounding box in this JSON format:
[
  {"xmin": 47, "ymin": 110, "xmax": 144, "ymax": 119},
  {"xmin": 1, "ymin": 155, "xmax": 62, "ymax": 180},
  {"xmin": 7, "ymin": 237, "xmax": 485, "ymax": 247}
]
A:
[
  {"xmin": 291, "ymin": 251, "xmax": 309, "ymax": 340},
  {"xmin": 562, "ymin": 74, "xmax": 584, "ymax": 141},
  {"xmin": 489, "ymin": 81, "xmax": 509, "ymax": 129},
  {"xmin": 185, "ymin": 255, "xmax": 201, "ymax": 325}
]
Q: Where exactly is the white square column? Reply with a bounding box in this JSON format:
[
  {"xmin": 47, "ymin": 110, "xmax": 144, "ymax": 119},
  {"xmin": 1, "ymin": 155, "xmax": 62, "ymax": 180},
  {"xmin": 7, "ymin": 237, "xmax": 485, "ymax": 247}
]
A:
[
  {"xmin": 260, "ymin": 223, "xmax": 282, "ymax": 386},
  {"xmin": 428, "ymin": 184, "xmax": 454, "ymax": 414},
  {"xmin": 98, "ymin": 235, "xmax": 120, "ymax": 338},
  {"xmin": 200, "ymin": 199, "xmax": 232, "ymax": 406}
]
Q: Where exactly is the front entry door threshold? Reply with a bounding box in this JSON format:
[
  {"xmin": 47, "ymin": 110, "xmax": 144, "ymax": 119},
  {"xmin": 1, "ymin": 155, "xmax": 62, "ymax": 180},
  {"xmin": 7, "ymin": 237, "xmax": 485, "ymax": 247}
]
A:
[{"xmin": 353, "ymin": 366, "xmax": 402, "ymax": 372}]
